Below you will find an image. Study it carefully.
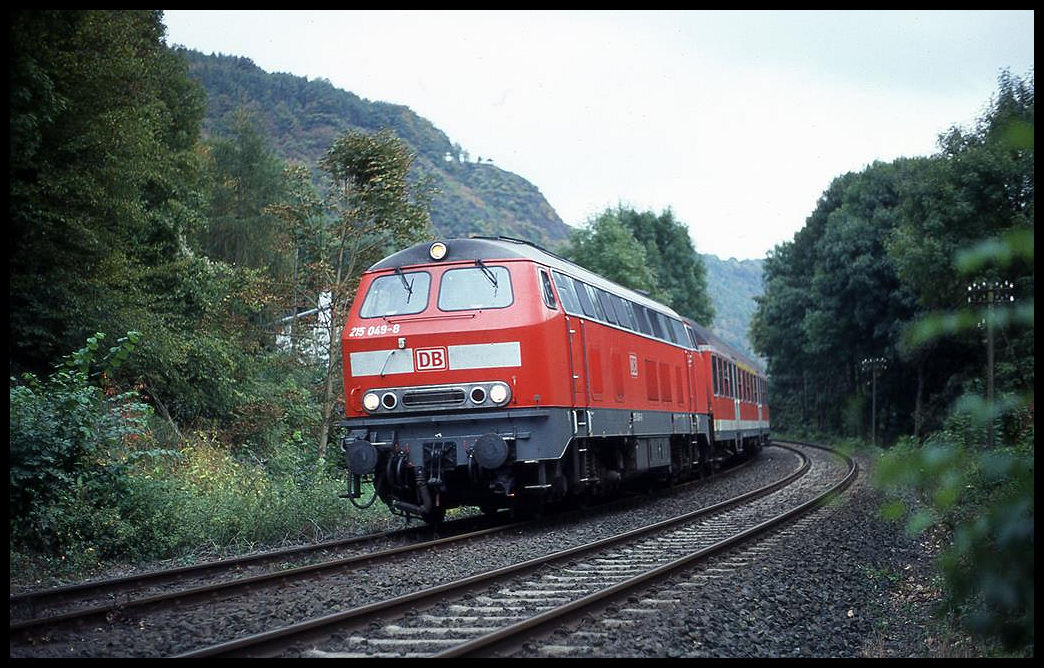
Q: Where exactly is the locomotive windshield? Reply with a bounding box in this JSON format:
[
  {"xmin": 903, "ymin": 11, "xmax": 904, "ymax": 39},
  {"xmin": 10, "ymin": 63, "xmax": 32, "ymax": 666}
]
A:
[
  {"xmin": 438, "ymin": 265, "xmax": 513, "ymax": 311},
  {"xmin": 359, "ymin": 271, "xmax": 430, "ymax": 317}
]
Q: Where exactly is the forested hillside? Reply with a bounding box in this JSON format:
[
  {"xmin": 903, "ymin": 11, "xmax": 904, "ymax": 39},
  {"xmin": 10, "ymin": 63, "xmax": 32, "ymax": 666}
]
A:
[
  {"xmin": 181, "ymin": 50, "xmax": 569, "ymax": 246},
  {"xmin": 702, "ymin": 255, "xmax": 765, "ymax": 363}
]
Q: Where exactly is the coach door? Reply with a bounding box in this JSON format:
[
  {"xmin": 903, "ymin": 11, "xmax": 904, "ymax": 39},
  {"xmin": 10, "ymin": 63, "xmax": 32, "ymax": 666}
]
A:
[
  {"xmin": 684, "ymin": 325, "xmax": 699, "ymax": 415},
  {"xmin": 732, "ymin": 363, "xmax": 741, "ymax": 430}
]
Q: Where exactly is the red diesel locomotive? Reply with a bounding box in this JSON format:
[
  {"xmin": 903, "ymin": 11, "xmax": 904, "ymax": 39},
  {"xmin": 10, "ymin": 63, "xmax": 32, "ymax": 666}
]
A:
[{"xmin": 339, "ymin": 236, "xmax": 769, "ymax": 522}]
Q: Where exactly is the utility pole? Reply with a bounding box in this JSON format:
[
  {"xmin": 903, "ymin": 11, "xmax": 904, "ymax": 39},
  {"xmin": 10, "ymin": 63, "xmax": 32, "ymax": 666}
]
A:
[
  {"xmin": 967, "ymin": 280, "xmax": 1015, "ymax": 448},
  {"xmin": 861, "ymin": 357, "xmax": 887, "ymax": 447}
]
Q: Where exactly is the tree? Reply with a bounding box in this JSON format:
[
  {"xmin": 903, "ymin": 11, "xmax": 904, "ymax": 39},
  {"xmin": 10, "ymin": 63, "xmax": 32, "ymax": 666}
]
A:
[
  {"xmin": 752, "ymin": 71, "xmax": 1033, "ymax": 649},
  {"xmin": 199, "ymin": 108, "xmax": 288, "ymax": 276},
  {"xmin": 9, "ymin": 10, "xmax": 207, "ymax": 375},
  {"xmin": 615, "ymin": 207, "xmax": 715, "ymax": 325},
  {"xmin": 563, "ymin": 206, "xmax": 715, "ymax": 325},
  {"xmin": 563, "ymin": 209, "xmax": 660, "ymax": 298},
  {"xmin": 8, "ymin": 11, "xmax": 297, "ymax": 431},
  {"xmin": 312, "ymin": 129, "xmax": 435, "ymax": 457}
]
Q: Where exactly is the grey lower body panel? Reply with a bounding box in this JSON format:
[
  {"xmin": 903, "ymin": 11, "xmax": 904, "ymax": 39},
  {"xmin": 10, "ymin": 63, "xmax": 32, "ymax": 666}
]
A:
[{"xmin": 338, "ymin": 405, "xmax": 714, "ymax": 468}]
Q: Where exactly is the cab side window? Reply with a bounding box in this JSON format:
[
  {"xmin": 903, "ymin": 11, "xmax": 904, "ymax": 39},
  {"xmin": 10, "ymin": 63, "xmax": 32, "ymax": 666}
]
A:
[{"xmin": 540, "ymin": 269, "xmax": 557, "ymax": 309}]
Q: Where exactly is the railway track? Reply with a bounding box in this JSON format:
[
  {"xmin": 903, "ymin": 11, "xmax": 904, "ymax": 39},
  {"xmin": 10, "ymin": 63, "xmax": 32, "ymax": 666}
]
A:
[
  {"xmin": 9, "ymin": 515, "xmax": 525, "ymax": 635},
  {"xmin": 9, "ymin": 453, "xmax": 753, "ymax": 641},
  {"xmin": 172, "ymin": 441, "xmax": 850, "ymax": 658}
]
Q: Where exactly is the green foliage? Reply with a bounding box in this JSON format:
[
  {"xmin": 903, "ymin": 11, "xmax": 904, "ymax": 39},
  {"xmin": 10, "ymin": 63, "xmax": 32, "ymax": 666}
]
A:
[
  {"xmin": 10, "ymin": 10, "xmax": 208, "ymax": 374},
  {"xmin": 563, "ymin": 209, "xmax": 661, "ymax": 297},
  {"xmin": 198, "ymin": 108, "xmax": 289, "ymax": 277},
  {"xmin": 753, "ymin": 70, "xmax": 1033, "ymax": 441},
  {"xmin": 562, "ymin": 206, "xmax": 715, "ymax": 325},
  {"xmin": 874, "ymin": 403, "xmax": 1033, "ymax": 651},
  {"xmin": 9, "ymin": 333, "xmax": 382, "ymax": 573},
  {"xmin": 868, "ymin": 71, "xmax": 1034, "ymax": 653},
  {"xmin": 615, "ymin": 207, "xmax": 715, "ymax": 325},
  {"xmin": 10, "ymin": 332, "xmax": 161, "ymax": 566},
  {"xmin": 122, "ymin": 434, "xmax": 368, "ymax": 555}
]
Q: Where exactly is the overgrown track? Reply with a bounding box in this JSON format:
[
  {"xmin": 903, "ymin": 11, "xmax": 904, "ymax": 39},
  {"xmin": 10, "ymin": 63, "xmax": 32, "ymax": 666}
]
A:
[{"xmin": 176, "ymin": 442, "xmax": 850, "ymax": 658}]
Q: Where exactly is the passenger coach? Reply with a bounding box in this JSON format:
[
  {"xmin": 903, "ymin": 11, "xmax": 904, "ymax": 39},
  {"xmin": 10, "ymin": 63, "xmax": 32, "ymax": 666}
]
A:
[{"xmin": 339, "ymin": 236, "xmax": 769, "ymax": 522}]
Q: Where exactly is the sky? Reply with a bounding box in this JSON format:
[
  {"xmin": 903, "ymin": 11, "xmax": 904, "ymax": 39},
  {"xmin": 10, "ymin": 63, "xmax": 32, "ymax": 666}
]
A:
[{"xmin": 162, "ymin": 10, "xmax": 1033, "ymax": 260}]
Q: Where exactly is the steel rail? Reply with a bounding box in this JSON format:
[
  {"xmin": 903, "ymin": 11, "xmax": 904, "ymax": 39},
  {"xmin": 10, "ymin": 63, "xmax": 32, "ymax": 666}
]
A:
[
  {"xmin": 174, "ymin": 444, "xmax": 808, "ymax": 658},
  {"xmin": 438, "ymin": 441, "xmax": 856, "ymax": 657},
  {"xmin": 11, "ymin": 449, "xmax": 753, "ymax": 634},
  {"xmin": 9, "ymin": 520, "xmax": 527, "ymax": 634}
]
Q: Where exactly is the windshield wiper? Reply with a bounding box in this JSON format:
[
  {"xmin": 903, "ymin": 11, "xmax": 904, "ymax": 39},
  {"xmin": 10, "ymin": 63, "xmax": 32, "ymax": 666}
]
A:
[
  {"xmin": 475, "ymin": 259, "xmax": 498, "ymax": 288},
  {"xmin": 394, "ymin": 267, "xmax": 414, "ymax": 303}
]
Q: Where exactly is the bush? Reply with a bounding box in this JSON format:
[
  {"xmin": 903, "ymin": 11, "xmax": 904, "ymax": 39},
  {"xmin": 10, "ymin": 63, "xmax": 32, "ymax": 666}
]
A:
[
  {"xmin": 874, "ymin": 394, "xmax": 1033, "ymax": 653},
  {"xmin": 9, "ymin": 332, "xmax": 162, "ymax": 569},
  {"xmin": 9, "ymin": 333, "xmax": 395, "ymax": 579}
]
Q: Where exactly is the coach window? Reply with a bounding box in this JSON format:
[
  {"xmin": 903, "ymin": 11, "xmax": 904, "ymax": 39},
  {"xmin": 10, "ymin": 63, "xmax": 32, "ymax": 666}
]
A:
[
  {"xmin": 685, "ymin": 325, "xmax": 698, "ymax": 349},
  {"xmin": 611, "ymin": 294, "xmax": 636, "ymax": 331},
  {"xmin": 583, "ymin": 283, "xmax": 607, "ymax": 321},
  {"xmin": 596, "ymin": 289, "xmax": 618, "ymax": 325},
  {"xmin": 712, "ymin": 356, "xmax": 720, "ymax": 396},
  {"xmin": 552, "ymin": 271, "xmax": 581, "ymax": 315},
  {"xmin": 662, "ymin": 316, "xmax": 680, "ymax": 344},
  {"xmin": 360, "ymin": 271, "xmax": 431, "ymax": 318},
  {"xmin": 632, "ymin": 302, "xmax": 653, "ymax": 335},
  {"xmin": 647, "ymin": 309, "xmax": 666, "ymax": 340},
  {"xmin": 668, "ymin": 318, "xmax": 688, "ymax": 347},
  {"xmin": 573, "ymin": 280, "xmax": 598, "ymax": 319},
  {"xmin": 438, "ymin": 265, "xmax": 513, "ymax": 311},
  {"xmin": 539, "ymin": 270, "xmax": 558, "ymax": 310},
  {"xmin": 655, "ymin": 312, "xmax": 674, "ymax": 343}
]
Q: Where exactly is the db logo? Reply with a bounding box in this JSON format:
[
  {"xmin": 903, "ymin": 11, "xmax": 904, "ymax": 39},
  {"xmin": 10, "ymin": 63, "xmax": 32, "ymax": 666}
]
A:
[{"xmin": 415, "ymin": 347, "xmax": 448, "ymax": 371}]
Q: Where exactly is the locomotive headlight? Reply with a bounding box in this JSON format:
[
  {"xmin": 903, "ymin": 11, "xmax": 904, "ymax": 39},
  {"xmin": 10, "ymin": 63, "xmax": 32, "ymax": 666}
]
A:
[
  {"xmin": 488, "ymin": 382, "xmax": 510, "ymax": 405},
  {"xmin": 362, "ymin": 392, "xmax": 380, "ymax": 412},
  {"xmin": 429, "ymin": 241, "xmax": 448, "ymax": 261}
]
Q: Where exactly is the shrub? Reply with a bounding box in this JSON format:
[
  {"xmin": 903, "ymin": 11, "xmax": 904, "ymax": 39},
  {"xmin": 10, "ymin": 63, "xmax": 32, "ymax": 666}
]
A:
[
  {"xmin": 874, "ymin": 394, "xmax": 1033, "ymax": 652},
  {"xmin": 9, "ymin": 332, "xmax": 162, "ymax": 570}
]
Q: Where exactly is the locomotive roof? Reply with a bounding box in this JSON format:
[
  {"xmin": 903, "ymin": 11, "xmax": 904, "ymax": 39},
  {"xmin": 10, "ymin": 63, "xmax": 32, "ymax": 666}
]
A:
[{"xmin": 369, "ymin": 236, "xmax": 683, "ymax": 320}]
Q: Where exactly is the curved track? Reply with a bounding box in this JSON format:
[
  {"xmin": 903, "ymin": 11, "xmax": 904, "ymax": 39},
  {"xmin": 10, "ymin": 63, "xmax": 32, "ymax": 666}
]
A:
[{"xmin": 176, "ymin": 442, "xmax": 849, "ymax": 658}]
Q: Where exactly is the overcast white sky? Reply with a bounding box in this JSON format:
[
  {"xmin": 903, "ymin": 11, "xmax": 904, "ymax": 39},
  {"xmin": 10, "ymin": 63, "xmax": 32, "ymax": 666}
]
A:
[{"xmin": 162, "ymin": 10, "xmax": 1033, "ymax": 260}]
